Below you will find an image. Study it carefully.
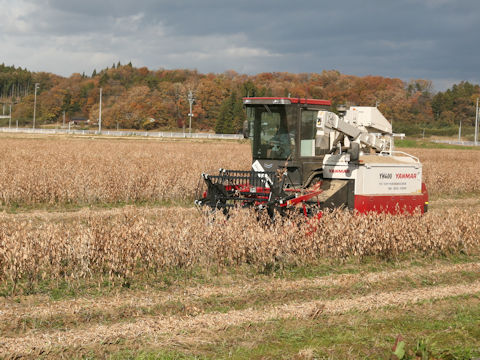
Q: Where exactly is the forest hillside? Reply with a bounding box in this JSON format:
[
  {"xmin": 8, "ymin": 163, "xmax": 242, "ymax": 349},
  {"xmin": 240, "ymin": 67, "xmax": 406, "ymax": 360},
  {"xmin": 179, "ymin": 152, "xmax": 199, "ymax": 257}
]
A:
[{"xmin": 1, "ymin": 63, "xmax": 479, "ymax": 135}]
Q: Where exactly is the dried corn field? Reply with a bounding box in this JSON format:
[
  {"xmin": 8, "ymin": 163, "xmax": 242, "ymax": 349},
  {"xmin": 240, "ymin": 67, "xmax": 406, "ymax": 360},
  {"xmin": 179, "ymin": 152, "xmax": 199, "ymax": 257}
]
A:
[{"xmin": 0, "ymin": 136, "xmax": 479, "ymax": 208}]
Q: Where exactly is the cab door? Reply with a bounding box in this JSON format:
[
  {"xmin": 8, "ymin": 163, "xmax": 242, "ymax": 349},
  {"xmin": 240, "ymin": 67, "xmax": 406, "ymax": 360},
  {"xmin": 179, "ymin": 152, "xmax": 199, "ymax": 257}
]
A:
[{"xmin": 299, "ymin": 109, "xmax": 323, "ymax": 185}]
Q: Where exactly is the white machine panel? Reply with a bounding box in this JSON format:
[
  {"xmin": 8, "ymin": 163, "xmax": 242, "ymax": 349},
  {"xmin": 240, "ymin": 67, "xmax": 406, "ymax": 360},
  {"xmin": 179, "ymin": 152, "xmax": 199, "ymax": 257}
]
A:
[
  {"xmin": 323, "ymin": 154, "xmax": 357, "ymax": 179},
  {"xmin": 324, "ymin": 154, "xmax": 422, "ymax": 195},
  {"xmin": 355, "ymin": 162, "xmax": 422, "ymax": 195},
  {"xmin": 344, "ymin": 107, "xmax": 392, "ymax": 134}
]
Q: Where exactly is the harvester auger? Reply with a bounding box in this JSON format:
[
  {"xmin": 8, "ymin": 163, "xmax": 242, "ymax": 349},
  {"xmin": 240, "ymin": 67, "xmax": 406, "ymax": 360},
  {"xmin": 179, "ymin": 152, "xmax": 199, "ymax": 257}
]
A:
[{"xmin": 196, "ymin": 97, "xmax": 428, "ymax": 217}]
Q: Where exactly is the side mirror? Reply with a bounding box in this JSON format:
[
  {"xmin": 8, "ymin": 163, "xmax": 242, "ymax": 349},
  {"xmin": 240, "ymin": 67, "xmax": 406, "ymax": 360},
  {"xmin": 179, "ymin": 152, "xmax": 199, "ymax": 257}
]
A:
[
  {"xmin": 349, "ymin": 142, "xmax": 360, "ymax": 162},
  {"xmin": 242, "ymin": 120, "xmax": 249, "ymax": 139}
]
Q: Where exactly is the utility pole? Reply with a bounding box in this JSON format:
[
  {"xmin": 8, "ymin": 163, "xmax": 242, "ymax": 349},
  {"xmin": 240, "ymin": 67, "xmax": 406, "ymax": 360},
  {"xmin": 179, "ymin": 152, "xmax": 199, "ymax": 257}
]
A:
[
  {"xmin": 458, "ymin": 119, "xmax": 462, "ymax": 141},
  {"xmin": 188, "ymin": 90, "xmax": 195, "ymax": 136},
  {"xmin": 33, "ymin": 83, "xmax": 39, "ymax": 129},
  {"xmin": 8, "ymin": 104, "xmax": 11, "ymax": 128},
  {"xmin": 98, "ymin": 87, "xmax": 102, "ymax": 133},
  {"xmin": 63, "ymin": 111, "xmax": 66, "ymax": 127},
  {"xmin": 475, "ymin": 97, "xmax": 479, "ymax": 145}
]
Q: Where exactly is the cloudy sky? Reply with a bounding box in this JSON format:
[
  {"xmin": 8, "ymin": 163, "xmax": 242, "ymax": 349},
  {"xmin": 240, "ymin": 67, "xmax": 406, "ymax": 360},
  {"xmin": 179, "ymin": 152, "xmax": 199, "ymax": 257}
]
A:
[{"xmin": 1, "ymin": 0, "xmax": 478, "ymax": 91}]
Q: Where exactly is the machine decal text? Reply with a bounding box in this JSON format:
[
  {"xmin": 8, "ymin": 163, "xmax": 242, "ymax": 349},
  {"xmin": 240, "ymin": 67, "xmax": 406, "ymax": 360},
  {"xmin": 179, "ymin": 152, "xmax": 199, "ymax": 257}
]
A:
[{"xmin": 396, "ymin": 173, "xmax": 417, "ymax": 179}]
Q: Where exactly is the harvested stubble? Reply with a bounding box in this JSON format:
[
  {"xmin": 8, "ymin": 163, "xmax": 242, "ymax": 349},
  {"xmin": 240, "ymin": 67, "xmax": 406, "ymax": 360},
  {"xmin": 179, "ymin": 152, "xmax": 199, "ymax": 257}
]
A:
[{"xmin": 0, "ymin": 207, "xmax": 479, "ymax": 291}]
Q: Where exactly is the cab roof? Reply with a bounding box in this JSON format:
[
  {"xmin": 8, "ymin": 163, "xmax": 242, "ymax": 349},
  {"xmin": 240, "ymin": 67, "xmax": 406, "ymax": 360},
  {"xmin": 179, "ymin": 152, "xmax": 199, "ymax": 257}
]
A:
[{"xmin": 243, "ymin": 97, "xmax": 331, "ymax": 106}]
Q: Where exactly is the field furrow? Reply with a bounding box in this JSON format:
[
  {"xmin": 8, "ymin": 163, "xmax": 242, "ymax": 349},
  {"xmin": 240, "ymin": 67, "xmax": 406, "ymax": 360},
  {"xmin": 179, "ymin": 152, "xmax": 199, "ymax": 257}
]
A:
[
  {"xmin": 1, "ymin": 279, "xmax": 479, "ymax": 356},
  {"xmin": 1, "ymin": 260, "xmax": 479, "ymax": 325}
]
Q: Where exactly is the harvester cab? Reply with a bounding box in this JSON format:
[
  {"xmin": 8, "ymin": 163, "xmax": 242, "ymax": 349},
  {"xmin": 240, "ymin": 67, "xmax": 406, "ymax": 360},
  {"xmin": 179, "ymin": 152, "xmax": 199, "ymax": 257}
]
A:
[
  {"xmin": 195, "ymin": 97, "xmax": 428, "ymax": 216},
  {"xmin": 243, "ymin": 97, "xmax": 331, "ymax": 187}
]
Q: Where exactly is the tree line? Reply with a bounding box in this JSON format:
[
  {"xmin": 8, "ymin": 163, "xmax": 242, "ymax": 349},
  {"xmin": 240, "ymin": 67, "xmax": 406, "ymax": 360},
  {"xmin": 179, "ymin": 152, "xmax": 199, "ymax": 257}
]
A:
[{"xmin": 1, "ymin": 63, "xmax": 479, "ymax": 134}]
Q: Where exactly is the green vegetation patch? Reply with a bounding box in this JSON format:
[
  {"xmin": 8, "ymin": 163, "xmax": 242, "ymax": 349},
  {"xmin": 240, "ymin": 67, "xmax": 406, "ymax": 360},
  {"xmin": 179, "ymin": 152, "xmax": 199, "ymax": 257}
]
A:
[
  {"xmin": 59, "ymin": 295, "xmax": 480, "ymax": 359},
  {"xmin": 395, "ymin": 138, "xmax": 480, "ymax": 150}
]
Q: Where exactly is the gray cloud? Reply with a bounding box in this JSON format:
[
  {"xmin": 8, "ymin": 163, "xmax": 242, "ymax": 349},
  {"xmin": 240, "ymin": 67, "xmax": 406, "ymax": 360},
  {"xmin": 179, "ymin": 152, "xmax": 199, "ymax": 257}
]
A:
[{"xmin": 1, "ymin": 0, "xmax": 479, "ymax": 90}]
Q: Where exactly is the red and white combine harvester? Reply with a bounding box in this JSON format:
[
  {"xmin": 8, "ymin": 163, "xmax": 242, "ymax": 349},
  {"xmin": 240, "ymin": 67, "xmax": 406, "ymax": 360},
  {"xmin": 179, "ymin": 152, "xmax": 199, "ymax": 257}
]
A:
[{"xmin": 195, "ymin": 97, "xmax": 428, "ymax": 217}]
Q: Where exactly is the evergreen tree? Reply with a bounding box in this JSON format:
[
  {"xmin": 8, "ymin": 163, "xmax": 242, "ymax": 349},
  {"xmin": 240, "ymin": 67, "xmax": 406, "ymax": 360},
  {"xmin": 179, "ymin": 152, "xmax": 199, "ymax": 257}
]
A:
[
  {"xmin": 215, "ymin": 91, "xmax": 245, "ymax": 134},
  {"xmin": 242, "ymin": 81, "xmax": 258, "ymax": 97},
  {"xmin": 232, "ymin": 95, "xmax": 245, "ymax": 131},
  {"xmin": 215, "ymin": 95, "xmax": 231, "ymax": 134},
  {"xmin": 92, "ymin": 69, "xmax": 97, "ymax": 77},
  {"xmin": 99, "ymin": 72, "xmax": 109, "ymax": 86},
  {"xmin": 432, "ymin": 81, "xmax": 480, "ymax": 125}
]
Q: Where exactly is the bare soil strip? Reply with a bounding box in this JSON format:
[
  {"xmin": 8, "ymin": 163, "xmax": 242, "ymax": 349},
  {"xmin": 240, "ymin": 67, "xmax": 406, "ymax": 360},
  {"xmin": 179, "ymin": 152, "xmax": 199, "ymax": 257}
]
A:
[
  {"xmin": 1, "ymin": 269, "xmax": 480, "ymax": 355},
  {"xmin": 1, "ymin": 261, "xmax": 478, "ymax": 324}
]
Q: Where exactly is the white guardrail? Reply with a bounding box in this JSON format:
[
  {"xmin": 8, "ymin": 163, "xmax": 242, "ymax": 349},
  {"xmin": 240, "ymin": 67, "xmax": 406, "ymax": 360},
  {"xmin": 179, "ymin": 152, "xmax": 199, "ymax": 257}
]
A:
[{"xmin": 0, "ymin": 127, "xmax": 244, "ymax": 140}]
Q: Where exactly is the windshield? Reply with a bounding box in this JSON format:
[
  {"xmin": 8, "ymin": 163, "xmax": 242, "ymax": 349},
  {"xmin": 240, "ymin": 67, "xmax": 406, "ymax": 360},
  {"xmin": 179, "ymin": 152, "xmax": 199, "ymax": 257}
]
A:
[{"xmin": 247, "ymin": 105, "xmax": 296, "ymax": 160}]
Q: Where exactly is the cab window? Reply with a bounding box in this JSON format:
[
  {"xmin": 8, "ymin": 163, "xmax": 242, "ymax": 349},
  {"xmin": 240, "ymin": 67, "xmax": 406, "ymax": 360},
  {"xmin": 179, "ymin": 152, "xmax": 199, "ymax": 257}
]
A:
[{"xmin": 300, "ymin": 110, "xmax": 317, "ymax": 157}]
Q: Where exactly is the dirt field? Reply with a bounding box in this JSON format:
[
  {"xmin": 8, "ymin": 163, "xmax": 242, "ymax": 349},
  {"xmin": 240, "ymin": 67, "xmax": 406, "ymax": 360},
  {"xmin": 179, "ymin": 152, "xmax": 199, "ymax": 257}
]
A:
[{"xmin": 0, "ymin": 134, "xmax": 479, "ymax": 359}]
